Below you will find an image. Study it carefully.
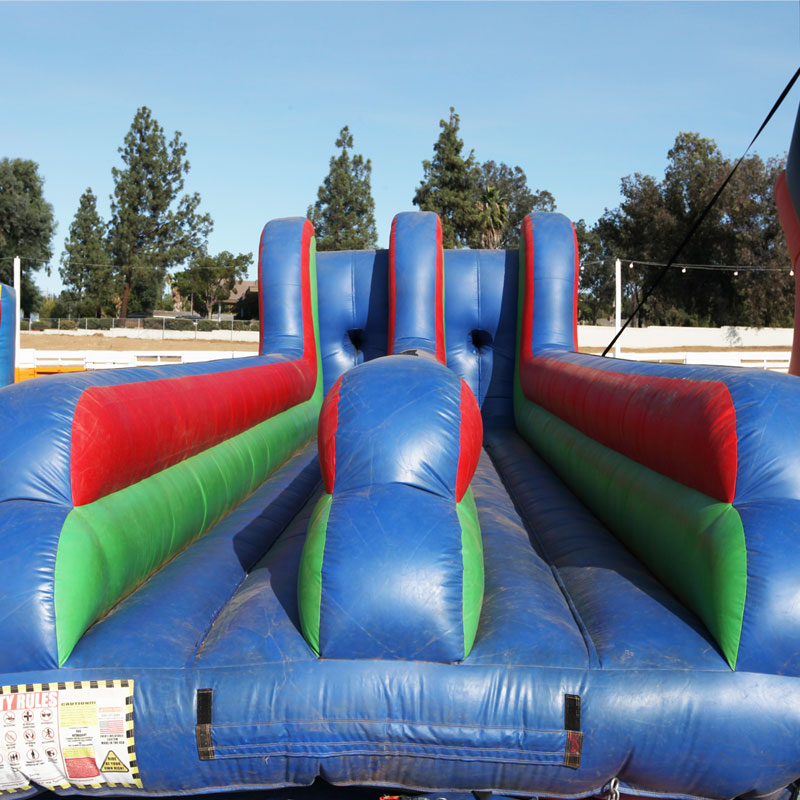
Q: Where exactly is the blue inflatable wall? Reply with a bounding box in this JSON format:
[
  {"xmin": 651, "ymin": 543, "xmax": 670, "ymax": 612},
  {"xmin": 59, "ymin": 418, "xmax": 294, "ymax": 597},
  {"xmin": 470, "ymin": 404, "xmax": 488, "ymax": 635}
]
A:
[
  {"xmin": 0, "ymin": 283, "xmax": 17, "ymax": 387},
  {"xmin": 3, "ymin": 125, "xmax": 800, "ymax": 798}
]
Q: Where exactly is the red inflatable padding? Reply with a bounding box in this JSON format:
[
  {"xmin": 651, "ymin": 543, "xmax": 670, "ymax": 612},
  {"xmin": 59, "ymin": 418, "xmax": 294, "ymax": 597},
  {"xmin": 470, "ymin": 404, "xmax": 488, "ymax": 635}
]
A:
[
  {"xmin": 387, "ymin": 216, "xmax": 398, "ymax": 357},
  {"xmin": 520, "ymin": 216, "xmax": 535, "ymax": 363},
  {"xmin": 70, "ymin": 357, "xmax": 315, "ymax": 506},
  {"xmin": 456, "ymin": 379, "xmax": 482, "ymax": 502},
  {"xmin": 775, "ymin": 171, "xmax": 800, "ymax": 271},
  {"xmin": 774, "ymin": 171, "xmax": 800, "ymax": 376},
  {"xmin": 520, "ymin": 356, "xmax": 738, "ymax": 503},
  {"xmin": 433, "ymin": 217, "xmax": 446, "ymax": 365},
  {"xmin": 318, "ymin": 375, "xmax": 342, "ymax": 494}
]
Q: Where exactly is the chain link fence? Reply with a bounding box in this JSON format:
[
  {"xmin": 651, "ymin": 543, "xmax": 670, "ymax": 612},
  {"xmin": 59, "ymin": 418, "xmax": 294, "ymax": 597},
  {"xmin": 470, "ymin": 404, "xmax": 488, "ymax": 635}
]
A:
[{"xmin": 23, "ymin": 318, "xmax": 260, "ymax": 333}]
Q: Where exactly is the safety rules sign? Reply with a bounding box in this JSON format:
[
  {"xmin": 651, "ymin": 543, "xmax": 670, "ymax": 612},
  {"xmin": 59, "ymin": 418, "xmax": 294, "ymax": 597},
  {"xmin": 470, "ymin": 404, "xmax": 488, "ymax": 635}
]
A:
[{"xmin": 0, "ymin": 680, "xmax": 141, "ymax": 793}]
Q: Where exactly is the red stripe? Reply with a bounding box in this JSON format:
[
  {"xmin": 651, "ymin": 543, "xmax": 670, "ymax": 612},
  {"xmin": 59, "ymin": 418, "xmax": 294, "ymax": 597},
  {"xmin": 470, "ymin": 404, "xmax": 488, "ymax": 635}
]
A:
[
  {"xmin": 456, "ymin": 380, "xmax": 483, "ymax": 501},
  {"xmin": 520, "ymin": 356, "xmax": 738, "ymax": 503},
  {"xmin": 519, "ymin": 216, "xmax": 535, "ymax": 372},
  {"xmin": 318, "ymin": 375, "xmax": 343, "ymax": 494},
  {"xmin": 434, "ymin": 217, "xmax": 446, "ymax": 365},
  {"xmin": 571, "ymin": 222, "xmax": 579, "ymax": 350},
  {"xmin": 257, "ymin": 228, "xmax": 265, "ymax": 356},
  {"xmin": 774, "ymin": 172, "xmax": 800, "ymax": 376},
  {"xmin": 775, "ymin": 171, "xmax": 800, "ymax": 271},
  {"xmin": 387, "ymin": 216, "xmax": 397, "ymax": 355},
  {"xmin": 70, "ymin": 358, "xmax": 316, "ymax": 506},
  {"xmin": 300, "ymin": 219, "xmax": 316, "ymax": 370}
]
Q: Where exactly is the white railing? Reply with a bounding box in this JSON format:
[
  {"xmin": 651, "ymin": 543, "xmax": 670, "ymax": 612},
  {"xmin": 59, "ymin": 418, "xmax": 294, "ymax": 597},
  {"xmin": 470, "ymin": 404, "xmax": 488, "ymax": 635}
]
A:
[
  {"xmin": 618, "ymin": 351, "xmax": 790, "ymax": 372},
  {"xmin": 18, "ymin": 350, "xmax": 255, "ymax": 372},
  {"xmin": 18, "ymin": 348, "xmax": 792, "ymax": 375}
]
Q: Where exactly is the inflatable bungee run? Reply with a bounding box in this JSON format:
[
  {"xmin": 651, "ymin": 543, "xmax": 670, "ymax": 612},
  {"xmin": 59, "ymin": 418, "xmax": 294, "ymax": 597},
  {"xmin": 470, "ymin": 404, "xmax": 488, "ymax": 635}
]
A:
[{"xmin": 3, "ymin": 110, "xmax": 800, "ymax": 800}]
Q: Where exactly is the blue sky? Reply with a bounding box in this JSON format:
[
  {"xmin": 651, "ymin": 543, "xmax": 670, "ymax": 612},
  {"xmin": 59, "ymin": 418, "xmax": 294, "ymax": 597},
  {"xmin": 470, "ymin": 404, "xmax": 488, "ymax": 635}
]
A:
[{"xmin": 2, "ymin": 1, "xmax": 799, "ymax": 295}]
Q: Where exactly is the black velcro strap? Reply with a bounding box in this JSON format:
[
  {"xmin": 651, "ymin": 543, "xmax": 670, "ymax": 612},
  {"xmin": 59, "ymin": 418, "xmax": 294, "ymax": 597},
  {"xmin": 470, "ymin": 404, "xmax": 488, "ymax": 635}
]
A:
[
  {"xmin": 196, "ymin": 688, "xmax": 214, "ymax": 761},
  {"xmin": 564, "ymin": 693, "xmax": 581, "ymax": 731},
  {"xmin": 563, "ymin": 693, "xmax": 583, "ymax": 769}
]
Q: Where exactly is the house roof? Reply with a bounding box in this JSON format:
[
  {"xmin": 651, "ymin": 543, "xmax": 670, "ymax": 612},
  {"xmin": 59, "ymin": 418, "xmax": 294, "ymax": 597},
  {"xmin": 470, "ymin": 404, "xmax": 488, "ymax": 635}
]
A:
[{"xmin": 224, "ymin": 280, "xmax": 258, "ymax": 303}]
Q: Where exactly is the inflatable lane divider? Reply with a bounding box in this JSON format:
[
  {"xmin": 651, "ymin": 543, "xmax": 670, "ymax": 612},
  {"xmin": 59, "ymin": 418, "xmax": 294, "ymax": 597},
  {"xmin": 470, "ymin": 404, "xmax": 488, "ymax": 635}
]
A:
[
  {"xmin": 299, "ymin": 353, "xmax": 483, "ymax": 661},
  {"xmin": 515, "ymin": 210, "xmax": 800, "ymax": 674},
  {"xmin": 0, "ymin": 217, "xmax": 323, "ymax": 671},
  {"xmin": 387, "ymin": 211, "xmax": 446, "ymax": 363}
]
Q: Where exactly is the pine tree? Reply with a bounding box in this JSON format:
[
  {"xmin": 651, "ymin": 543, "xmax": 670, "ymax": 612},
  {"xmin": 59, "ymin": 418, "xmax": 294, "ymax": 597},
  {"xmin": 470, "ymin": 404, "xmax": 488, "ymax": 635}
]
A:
[
  {"xmin": 413, "ymin": 108, "xmax": 480, "ymax": 248},
  {"xmin": 108, "ymin": 107, "xmax": 212, "ymax": 316},
  {"xmin": 307, "ymin": 126, "xmax": 378, "ymax": 251},
  {"xmin": 60, "ymin": 188, "xmax": 114, "ymax": 316},
  {"xmin": 0, "ymin": 158, "xmax": 55, "ymax": 313}
]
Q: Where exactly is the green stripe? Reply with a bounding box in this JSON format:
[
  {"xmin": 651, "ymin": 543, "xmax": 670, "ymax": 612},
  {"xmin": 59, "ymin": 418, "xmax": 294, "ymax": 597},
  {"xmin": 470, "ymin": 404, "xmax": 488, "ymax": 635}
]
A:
[
  {"xmin": 297, "ymin": 492, "xmax": 332, "ymax": 656},
  {"xmin": 54, "ymin": 397, "xmax": 319, "ymax": 665},
  {"xmin": 516, "ymin": 397, "xmax": 747, "ymax": 669},
  {"xmin": 457, "ymin": 486, "xmax": 483, "ymax": 658}
]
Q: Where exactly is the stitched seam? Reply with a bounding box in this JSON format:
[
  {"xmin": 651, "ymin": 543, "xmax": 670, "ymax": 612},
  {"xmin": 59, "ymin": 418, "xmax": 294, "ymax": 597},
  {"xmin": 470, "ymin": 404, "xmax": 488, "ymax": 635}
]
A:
[
  {"xmin": 212, "ymin": 753, "xmax": 563, "ymax": 765},
  {"xmin": 213, "ymin": 742, "xmax": 563, "ymax": 755},
  {"xmin": 211, "ymin": 719, "xmax": 564, "ymax": 732}
]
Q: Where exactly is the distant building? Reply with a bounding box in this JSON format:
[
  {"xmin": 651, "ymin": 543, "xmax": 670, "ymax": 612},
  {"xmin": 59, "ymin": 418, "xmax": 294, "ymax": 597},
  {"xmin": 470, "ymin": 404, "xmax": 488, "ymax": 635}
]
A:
[{"xmin": 225, "ymin": 281, "xmax": 258, "ymax": 319}]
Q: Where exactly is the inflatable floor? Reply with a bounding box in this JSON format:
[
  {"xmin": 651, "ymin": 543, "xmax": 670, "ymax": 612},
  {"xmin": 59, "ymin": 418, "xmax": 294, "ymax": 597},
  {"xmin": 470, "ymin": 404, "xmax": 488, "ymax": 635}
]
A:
[{"xmin": 3, "ymin": 109, "xmax": 800, "ymax": 799}]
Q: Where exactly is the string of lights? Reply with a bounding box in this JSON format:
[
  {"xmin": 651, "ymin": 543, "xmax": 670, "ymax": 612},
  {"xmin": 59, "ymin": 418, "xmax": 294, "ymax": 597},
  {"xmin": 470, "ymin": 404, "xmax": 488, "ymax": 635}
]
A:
[
  {"xmin": 580, "ymin": 259, "xmax": 794, "ymax": 276},
  {"xmin": 0, "ymin": 255, "xmax": 180, "ymax": 271},
  {"xmin": 4, "ymin": 254, "xmax": 791, "ymax": 276}
]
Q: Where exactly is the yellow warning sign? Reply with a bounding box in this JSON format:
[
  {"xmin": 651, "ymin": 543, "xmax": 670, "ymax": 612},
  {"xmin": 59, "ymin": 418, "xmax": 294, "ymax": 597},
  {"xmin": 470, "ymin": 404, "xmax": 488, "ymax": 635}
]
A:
[{"xmin": 100, "ymin": 751, "xmax": 128, "ymax": 773}]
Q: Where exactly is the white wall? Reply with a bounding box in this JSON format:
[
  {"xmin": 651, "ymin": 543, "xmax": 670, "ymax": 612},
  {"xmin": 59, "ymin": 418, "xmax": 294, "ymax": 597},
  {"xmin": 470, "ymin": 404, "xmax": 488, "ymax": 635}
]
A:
[{"xmin": 577, "ymin": 325, "xmax": 794, "ymax": 350}]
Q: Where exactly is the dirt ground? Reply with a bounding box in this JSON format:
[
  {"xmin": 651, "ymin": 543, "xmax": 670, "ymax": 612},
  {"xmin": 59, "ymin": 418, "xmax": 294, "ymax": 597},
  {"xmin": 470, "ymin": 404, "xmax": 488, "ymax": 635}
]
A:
[{"xmin": 21, "ymin": 333, "xmax": 259, "ymax": 352}]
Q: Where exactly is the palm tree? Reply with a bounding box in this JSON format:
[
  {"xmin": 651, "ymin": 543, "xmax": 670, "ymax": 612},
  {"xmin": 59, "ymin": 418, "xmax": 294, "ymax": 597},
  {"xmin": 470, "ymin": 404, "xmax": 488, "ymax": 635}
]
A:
[{"xmin": 476, "ymin": 185, "xmax": 509, "ymax": 249}]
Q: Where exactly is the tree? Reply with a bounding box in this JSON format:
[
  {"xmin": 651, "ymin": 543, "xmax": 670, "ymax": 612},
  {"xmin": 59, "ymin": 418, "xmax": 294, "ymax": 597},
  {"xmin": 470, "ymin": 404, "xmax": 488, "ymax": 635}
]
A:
[
  {"xmin": 413, "ymin": 108, "xmax": 481, "ymax": 248},
  {"xmin": 0, "ymin": 158, "xmax": 55, "ymax": 313},
  {"xmin": 307, "ymin": 126, "xmax": 377, "ymax": 251},
  {"xmin": 575, "ymin": 220, "xmax": 613, "ymax": 325},
  {"xmin": 722, "ymin": 153, "xmax": 793, "ymax": 327},
  {"xmin": 477, "ymin": 161, "xmax": 556, "ymax": 248},
  {"xmin": 60, "ymin": 188, "xmax": 115, "ymax": 317},
  {"xmin": 475, "ymin": 185, "xmax": 509, "ymax": 249},
  {"xmin": 108, "ymin": 107, "xmax": 213, "ymax": 317},
  {"xmin": 172, "ymin": 250, "xmax": 253, "ymax": 319},
  {"xmin": 594, "ymin": 133, "xmax": 791, "ymax": 328}
]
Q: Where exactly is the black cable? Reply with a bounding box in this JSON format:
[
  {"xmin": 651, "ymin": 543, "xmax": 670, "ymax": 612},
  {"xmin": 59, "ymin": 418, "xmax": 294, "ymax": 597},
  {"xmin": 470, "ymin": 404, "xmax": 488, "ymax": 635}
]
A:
[{"xmin": 602, "ymin": 65, "xmax": 800, "ymax": 357}]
